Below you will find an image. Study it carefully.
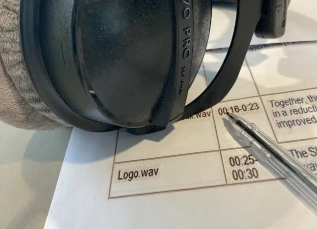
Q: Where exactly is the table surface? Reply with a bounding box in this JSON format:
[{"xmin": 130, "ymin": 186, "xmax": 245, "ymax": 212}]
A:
[{"xmin": 0, "ymin": 124, "xmax": 71, "ymax": 229}]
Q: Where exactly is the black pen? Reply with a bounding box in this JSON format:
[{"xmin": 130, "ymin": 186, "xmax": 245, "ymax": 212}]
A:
[{"xmin": 227, "ymin": 113, "xmax": 317, "ymax": 208}]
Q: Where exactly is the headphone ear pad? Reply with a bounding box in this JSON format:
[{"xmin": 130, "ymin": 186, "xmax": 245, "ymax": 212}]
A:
[
  {"xmin": 0, "ymin": 63, "xmax": 60, "ymax": 129},
  {"xmin": 0, "ymin": 0, "xmax": 66, "ymax": 129}
]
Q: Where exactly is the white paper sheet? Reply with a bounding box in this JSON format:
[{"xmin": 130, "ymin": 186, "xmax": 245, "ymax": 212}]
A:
[{"xmin": 45, "ymin": 43, "xmax": 317, "ymax": 228}]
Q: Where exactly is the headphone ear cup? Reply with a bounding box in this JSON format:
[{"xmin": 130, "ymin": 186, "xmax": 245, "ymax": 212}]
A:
[
  {"xmin": 73, "ymin": 0, "xmax": 213, "ymax": 128},
  {"xmin": 190, "ymin": 0, "xmax": 212, "ymax": 85},
  {"xmin": 39, "ymin": 0, "xmax": 114, "ymax": 124},
  {"xmin": 0, "ymin": 0, "xmax": 66, "ymax": 129}
]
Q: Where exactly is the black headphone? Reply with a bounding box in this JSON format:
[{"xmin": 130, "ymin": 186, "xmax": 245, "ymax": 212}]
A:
[{"xmin": 19, "ymin": 0, "xmax": 289, "ymax": 135}]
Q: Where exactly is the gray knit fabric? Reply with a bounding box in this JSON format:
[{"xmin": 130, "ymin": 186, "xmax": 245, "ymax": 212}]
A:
[{"xmin": 0, "ymin": 0, "xmax": 66, "ymax": 129}]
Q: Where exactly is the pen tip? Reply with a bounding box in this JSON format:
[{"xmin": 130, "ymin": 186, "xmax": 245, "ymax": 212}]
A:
[
  {"xmin": 226, "ymin": 112, "xmax": 233, "ymax": 119},
  {"xmin": 226, "ymin": 112, "xmax": 238, "ymax": 123}
]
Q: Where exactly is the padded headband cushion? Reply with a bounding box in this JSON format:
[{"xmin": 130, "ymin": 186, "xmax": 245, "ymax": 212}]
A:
[{"xmin": 0, "ymin": 0, "xmax": 66, "ymax": 129}]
